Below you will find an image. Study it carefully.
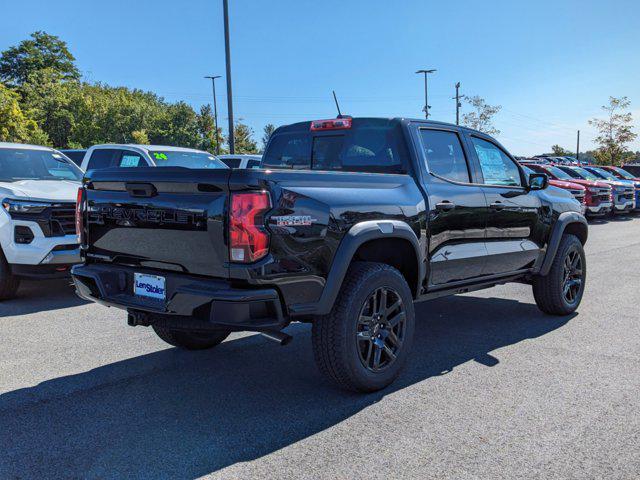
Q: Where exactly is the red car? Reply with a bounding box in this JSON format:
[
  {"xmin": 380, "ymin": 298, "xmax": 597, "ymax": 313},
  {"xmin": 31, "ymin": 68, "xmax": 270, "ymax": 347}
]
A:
[
  {"xmin": 521, "ymin": 165, "xmax": 586, "ymax": 212},
  {"xmin": 601, "ymin": 165, "xmax": 640, "ymax": 181},
  {"xmin": 525, "ymin": 163, "xmax": 613, "ymax": 216}
]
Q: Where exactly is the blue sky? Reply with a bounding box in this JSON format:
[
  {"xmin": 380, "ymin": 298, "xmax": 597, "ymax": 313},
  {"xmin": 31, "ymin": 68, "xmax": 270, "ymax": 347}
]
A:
[{"xmin": 2, "ymin": 0, "xmax": 639, "ymax": 155}]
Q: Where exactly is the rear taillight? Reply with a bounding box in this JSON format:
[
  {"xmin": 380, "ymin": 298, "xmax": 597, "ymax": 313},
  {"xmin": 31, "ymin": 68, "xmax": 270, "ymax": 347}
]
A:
[
  {"xmin": 229, "ymin": 191, "xmax": 271, "ymax": 263},
  {"xmin": 75, "ymin": 187, "xmax": 85, "ymax": 240}
]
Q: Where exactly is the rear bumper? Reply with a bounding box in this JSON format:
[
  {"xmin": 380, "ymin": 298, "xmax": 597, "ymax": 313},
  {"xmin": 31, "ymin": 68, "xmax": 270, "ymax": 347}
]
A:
[{"xmin": 71, "ymin": 263, "xmax": 287, "ymax": 331}]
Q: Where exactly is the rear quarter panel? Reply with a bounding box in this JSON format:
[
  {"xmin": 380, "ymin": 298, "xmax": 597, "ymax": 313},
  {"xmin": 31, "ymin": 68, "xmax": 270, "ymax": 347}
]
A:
[{"xmin": 228, "ymin": 169, "xmax": 426, "ymax": 307}]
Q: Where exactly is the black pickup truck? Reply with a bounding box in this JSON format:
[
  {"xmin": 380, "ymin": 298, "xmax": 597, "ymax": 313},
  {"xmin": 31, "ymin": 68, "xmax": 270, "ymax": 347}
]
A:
[{"xmin": 72, "ymin": 117, "xmax": 588, "ymax": 392}]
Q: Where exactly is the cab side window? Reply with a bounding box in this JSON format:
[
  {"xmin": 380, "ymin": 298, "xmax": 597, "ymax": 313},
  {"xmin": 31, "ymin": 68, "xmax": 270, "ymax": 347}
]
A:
[
  {"xmin": 419, "ymin": 129, "xmax": 470, "ymax": 183},
  {"xmin": 471, "ymin": 137, "xmax": 521, "ymax": 187}
]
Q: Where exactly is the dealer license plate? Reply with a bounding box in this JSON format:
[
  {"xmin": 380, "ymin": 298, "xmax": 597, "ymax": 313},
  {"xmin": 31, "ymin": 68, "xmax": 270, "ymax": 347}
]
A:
[{"xmin": 134, "ymin": 273, "xmax": 166, "ymax": 301}]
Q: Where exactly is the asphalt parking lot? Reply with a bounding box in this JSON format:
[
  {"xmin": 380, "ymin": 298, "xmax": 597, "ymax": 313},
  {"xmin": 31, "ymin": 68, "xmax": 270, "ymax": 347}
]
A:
[{"xmin": 1, "ymin": 217, "xmax": 639, "ymax": 479}]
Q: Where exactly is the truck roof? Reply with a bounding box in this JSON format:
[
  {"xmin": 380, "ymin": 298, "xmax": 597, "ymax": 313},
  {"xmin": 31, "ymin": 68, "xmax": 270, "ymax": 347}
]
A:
[
  {"xmin": 0, "ymin": 142, "xmax": 58, "ymax": 152},
  {"xmin": 88, "ymin": 144, "xmax": 210, "ymax": 154},
  {"xmin": 276, "ymin": 117, "xmax": 482, "ymax": 134}
]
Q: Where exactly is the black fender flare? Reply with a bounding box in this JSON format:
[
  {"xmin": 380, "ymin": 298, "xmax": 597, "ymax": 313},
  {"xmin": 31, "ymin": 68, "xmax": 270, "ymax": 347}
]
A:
[
  {"xmin": 289, "ymin": 220, "xmax": 424, "ymax": 316},
  {"xmin": 537, "ymin": 211, "xmax": 588, "ymax": 277}
]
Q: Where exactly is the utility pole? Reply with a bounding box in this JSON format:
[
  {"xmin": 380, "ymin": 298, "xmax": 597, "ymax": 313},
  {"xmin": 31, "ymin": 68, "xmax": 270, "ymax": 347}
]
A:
[
  {"xmin": 223, "ymin": 0, "xmax": 235, "ymax": 153},
  {"xmin": 204, "ymin": 75, "xmax": 221, "ymax": 155},
  {"xmin": 415, "ymin": 69, "xmax": 436, "ymax": 119},
  {"xmin": 576, "ymin": 130, "xmax": 580, "ymax": 163},
  {"xmin": 454, "ymin": 82, "xmax": 461, "ymax": 125}
]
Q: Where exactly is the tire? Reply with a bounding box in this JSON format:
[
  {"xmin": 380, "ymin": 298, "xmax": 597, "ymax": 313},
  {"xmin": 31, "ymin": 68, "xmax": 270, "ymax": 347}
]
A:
[
  {"xmin": 152, "ymin": 325, "xmax": 231, "ymax": 350},
  {"xmin": 533, "ymin": 234, "xmax": 586, "ymax": 316},
  {"xmin": 0, "ymin": 249, "xmax": 20, "ymax": 301},
  {"xmin": 312, "ymin": 262, "xmax": 415, "ymax": 393}
]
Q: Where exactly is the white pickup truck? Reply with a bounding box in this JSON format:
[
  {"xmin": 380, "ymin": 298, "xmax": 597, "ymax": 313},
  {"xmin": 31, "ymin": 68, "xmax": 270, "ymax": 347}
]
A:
[
  {"xmin": 78, "ymin": 144, "xmax": 227, "ymax": 171},
  {"xmin": 0, "ymin": 142, "xmax": 82, "ymax": 299}
]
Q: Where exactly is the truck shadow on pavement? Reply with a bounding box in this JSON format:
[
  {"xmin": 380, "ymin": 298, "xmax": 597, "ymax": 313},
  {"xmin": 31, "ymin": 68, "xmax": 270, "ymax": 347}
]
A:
[
  {"xmin": 0, "ymin": 295, "xmax": 574, "ymax": 478},
  {"xmin": 0, "ymin": 279, "xmax": 88, "ymax": 318}
]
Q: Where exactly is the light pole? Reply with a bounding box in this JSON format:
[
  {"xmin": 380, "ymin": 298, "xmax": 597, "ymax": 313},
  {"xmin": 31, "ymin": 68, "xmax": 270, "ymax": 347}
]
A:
[
  {"xmin": 223, "ymin": 0, "xmax": 234, "ymax": 153},
  {"xmin": 416, "ymin": 69, "xmax": 436, "ymax": 119},
  {"xmin": 454, "ymin": 82, "xmax": 461, "ymax": 125},
  {"xmin": 204, "ymin": 75, "xmax": 221, "ymax": 155}
]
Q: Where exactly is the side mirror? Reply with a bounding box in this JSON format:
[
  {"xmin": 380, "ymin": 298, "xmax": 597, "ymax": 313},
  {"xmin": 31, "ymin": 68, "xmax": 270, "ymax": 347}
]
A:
[{"xmin": 528, "ymin": 173, "xmax": 548, "ymax": 191}]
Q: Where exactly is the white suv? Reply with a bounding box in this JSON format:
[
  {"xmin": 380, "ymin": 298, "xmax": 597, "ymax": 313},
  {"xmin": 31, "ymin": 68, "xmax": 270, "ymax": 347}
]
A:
[{"xmin": 0, "ymin": 143, "xmax": 83, "ymax": 299}]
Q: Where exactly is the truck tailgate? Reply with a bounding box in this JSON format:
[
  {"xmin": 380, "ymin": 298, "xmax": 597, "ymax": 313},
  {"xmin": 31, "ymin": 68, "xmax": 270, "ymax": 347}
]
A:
[{"xmin": 84, "ymin": 167, "xmax": 231, "ymax": 278}]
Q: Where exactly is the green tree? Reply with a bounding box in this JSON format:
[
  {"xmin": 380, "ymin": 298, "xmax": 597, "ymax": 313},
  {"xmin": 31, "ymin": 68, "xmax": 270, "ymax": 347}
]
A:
[
  {"xmin": 589, "ymin": 96, "xmax": 637, "ymax": 165},
  {"xmin": 461, "ymin": 95, "xmax": 501, "ymax": 135},
  {"xmin": 551, "ymin": 144, "xmax": 572, "ymax": 156},
  {"xmin": 0, "ymin": 82, "xmax": 49, "ymax": 144},
  {"xmin": 19, "ymin": 74, "xmax": 193, "ymax": 148},
  {"xmin": 196, "ymin": 104, "xmax": 225, "ymax": 154},
  {"xmin": 131, "ymin": 129, "xmax": 149, "ymax": 144},
  {"xmin": 233, "ymin": 121, "xmax": 258, "ymax": 153},
  {"xmin": 69, "ymin": 84, "xmax": 166, "ymax": 147},
  {"xmin": 1, "ymin": 31, "xmax": 257, "ymax": 153},
  {"xmin": 261, "ymin": 123, "xmax": 276, "ymax": 150},
  {"xmin": 150, "ymin": 101, "xmax": 200, "ymax": 147},
  {"xmin": 0, "ymin": 31, "xmax": 80, "ymax": 86},
  {"xmin": 19, "ymin": 68, "xmax": 81, "ymax": 147}
]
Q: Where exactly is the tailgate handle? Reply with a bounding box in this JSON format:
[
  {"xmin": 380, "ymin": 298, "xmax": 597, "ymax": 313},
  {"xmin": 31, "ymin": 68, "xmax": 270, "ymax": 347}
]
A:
[{"xmin": 125, "ymin": 182, "xmax": 157, "ymax": 198}]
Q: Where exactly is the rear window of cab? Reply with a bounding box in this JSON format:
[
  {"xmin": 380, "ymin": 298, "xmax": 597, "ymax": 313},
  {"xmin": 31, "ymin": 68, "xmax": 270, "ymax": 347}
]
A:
[{"xmin": 261, "ymin": 119, "xmax": 408, "ymax": 173}]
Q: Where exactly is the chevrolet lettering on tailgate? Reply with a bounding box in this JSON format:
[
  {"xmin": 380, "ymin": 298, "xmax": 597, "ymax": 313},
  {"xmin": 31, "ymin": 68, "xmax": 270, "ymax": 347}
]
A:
[{"xmin": 93, "ymin": 206, "xmax": 206, "ymax": 227}]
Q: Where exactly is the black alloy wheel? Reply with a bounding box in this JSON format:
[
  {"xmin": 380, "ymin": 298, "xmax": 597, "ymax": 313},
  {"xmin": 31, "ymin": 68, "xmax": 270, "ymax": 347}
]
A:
[
  {"xmin": 356, "ymin": 286, "xmax": 406, "ymax": 372},
  {"xmin": 311, "ymin": 262, "xmax": 415, "ymax": 392},
  {"xmin": 532, "ymin": 233, "xmax": 587, "ymax": 316},
  {"xmin": 562, "ymin": 247, "xmax": 583, "ymax": 304}
]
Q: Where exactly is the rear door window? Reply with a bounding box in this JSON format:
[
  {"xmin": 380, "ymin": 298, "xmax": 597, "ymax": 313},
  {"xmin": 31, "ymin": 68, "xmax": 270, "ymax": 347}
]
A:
[{"xmin": 419, "ymin": 129, "xmax": 470, "ymax": 183}]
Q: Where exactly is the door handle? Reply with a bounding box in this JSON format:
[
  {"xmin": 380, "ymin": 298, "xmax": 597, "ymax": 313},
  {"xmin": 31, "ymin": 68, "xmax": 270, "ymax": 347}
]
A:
[
  {"xmin": 435, "ymin": 201, "xmax": 456, "ymax": 211},
  {"xmin": 490, "ymin": 201, "xmax": 505, "ymax": 211}
]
